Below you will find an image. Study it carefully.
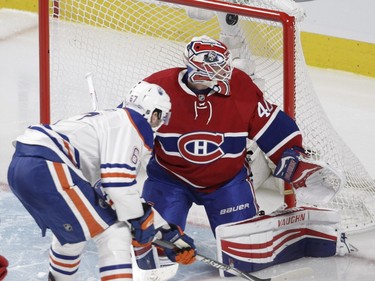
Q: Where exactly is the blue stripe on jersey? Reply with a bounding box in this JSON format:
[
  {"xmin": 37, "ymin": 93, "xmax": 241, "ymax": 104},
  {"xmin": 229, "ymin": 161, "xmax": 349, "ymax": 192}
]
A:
[
  {"xmin": 256, "ymin": 110, "xmax": 300, "ymax": 155},
  {"xmin": 125, "ymin": 108, "xmax": 154, "ymax": 150},
  {"xmin": 14, "ymin": 142, "xmax": 63, "ymax": 163},
  {"xmin": 43, "ymin": 124, "xmax": 70, "ymax": 142},
  {"xmin": 100, "ymin": 163, "xmax": 136, "ymax": 171},
  {"xmin": 101, "ymin": 180, "xmax": 137, "ymax": 188},
  {"xmin": 100, "ymin": 263, "xmax": 132, "ymax": 273},
  {"xmin": 30, "ymin": 125, "xmax": 81, "ymax": 168}
]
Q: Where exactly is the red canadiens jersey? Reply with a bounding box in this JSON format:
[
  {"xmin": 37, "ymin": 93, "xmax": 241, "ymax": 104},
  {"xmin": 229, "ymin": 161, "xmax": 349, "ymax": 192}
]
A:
[{"xmin": 144, "ymin": 68, "xmax": 302, "ymax": 189}]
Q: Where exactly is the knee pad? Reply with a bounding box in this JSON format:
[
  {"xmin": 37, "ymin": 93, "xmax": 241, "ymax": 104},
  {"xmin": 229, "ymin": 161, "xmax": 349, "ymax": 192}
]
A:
[
  {"xmin": 94, "ymin": 222, "xmax": 134, "ymax": 280},
  {"xmin": 94, "ymin": 222, "xmax": 132, "ymax": 265}
]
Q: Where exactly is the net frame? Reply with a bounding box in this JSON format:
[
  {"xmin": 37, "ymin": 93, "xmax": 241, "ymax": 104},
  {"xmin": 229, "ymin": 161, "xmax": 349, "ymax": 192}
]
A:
[{"xmin": 38, "ymin": 0, "xmax": 375, "ymax": 232}]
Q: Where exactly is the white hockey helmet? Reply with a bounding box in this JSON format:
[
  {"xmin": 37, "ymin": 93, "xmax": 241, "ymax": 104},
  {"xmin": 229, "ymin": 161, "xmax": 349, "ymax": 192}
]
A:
[
  {"xmin": 125, "ymin": 81, "xmax": 171, "ymax": 131},
  {"xmin": 184, "ymin": 35, "xmax": 233, "ymax": 90}
]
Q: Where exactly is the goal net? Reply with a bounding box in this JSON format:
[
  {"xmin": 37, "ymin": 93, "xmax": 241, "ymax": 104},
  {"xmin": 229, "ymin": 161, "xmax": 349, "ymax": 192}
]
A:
[{"xmin": 39, "ymin": 0, "xmax": 375, "ymax": 232}]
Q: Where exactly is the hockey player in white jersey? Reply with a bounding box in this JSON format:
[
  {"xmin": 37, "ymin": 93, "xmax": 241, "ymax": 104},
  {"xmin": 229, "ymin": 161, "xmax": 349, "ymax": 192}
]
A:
[{"xmin": 7, "ymin": 81, "xmax": 196, "ymax": 281}]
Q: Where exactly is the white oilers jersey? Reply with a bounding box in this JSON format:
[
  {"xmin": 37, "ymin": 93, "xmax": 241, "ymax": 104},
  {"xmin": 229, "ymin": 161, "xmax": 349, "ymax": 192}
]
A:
[{"xmin": 16, "ymin": 108, "xmax": 154, "ymax": 189}]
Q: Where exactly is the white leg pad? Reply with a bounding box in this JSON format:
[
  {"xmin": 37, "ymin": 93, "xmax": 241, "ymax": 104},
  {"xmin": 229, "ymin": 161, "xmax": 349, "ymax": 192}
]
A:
[{"xmin": 216, "ymin": 207, "xmax": 343, "ymax": 276}]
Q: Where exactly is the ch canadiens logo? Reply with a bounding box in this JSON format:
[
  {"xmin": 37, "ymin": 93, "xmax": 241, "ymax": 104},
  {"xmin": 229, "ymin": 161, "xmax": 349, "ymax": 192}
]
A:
[{"xmin": 178, "ymin": 132, "xmax": 224, "ymax": 164}]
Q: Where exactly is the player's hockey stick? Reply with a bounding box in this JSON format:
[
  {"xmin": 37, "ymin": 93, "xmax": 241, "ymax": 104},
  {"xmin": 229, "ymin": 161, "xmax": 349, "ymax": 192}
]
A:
[
  {"xmin": 154, "ymin": 239, "xmax": 313, "ymax": 281},
  {"xmin": 85, "ymin": 72, "xmax": 99, "ymax": 111}
]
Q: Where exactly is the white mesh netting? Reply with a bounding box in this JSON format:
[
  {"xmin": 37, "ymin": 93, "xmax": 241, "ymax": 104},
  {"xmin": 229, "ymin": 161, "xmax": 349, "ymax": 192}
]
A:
[{"xmin": 44, "ymin": 0, "xmax": 375, "ymax": 232}]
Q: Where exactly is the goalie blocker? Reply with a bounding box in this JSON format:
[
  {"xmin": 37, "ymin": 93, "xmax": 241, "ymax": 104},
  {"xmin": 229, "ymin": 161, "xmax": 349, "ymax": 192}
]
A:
[{"xmin": 216, "ymin": 207, "xmax": 352, "ymax": 277}]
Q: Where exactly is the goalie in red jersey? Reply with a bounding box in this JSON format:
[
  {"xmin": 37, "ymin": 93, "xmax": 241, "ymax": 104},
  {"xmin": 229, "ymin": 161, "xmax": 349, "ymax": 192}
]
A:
[{"xmin": 131, "ymin": 35, "xmax": 348, "ymax": 272}]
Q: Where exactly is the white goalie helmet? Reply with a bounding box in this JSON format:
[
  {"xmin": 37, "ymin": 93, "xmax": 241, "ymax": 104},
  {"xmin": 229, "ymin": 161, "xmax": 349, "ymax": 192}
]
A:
[
  {"xmin": 125, "ymin": 81, "xmax": 172, "ymax": 131},
  {"xmin": 184, "ymin": 35, "xmax": 233, "ymax": 94}
]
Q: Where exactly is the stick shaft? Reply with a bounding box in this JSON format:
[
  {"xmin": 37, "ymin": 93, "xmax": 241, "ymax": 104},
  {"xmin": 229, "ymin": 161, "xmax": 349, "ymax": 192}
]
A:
[
  {"xmin": 153, "ymin": 239, "xmax": 263, "ymax": 281},
  {"xmin": 85, "ymin": 72, "xmax": 98, "ymax": 111},
  {"xmin": 153, "ymin": 239, "xmax": 313, "ymax": 281},
  {"xmin": 195, "ymin": 253, "xmax": 265, "ymax": 281}
]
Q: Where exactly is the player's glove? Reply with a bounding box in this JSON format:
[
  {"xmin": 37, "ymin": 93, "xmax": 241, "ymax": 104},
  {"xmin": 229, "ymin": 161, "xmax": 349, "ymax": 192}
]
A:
[
  {"xmin": 128, "ymin": 203, "xmax": 156, "ymax": 247},
  {"xmin": 273, "ymin": 147, "xmax": 344, "ymax": 204},
  {"xmin": 158, "ymin": 224, "xmax": 196, "ymax": 265},
  {"xmin": 0, "ymin": 255, "xmax": 8, "ymax": 281}
]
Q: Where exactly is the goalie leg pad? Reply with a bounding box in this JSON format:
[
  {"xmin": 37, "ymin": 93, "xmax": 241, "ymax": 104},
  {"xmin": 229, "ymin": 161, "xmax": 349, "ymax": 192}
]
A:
[
  {"xmin": 184, "ymin": 6, "xmax": 215, "ymax": 21},
  {"xmin": 216, "ymin": 207, "xmax": 342, "ymax": 275},
  {"xmin": 217, "ymin": 12, "xmax": 256, "ymax": 76}
]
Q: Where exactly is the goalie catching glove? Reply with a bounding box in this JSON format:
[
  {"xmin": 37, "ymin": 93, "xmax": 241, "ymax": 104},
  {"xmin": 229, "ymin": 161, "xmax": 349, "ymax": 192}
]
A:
[
  {"xmin": 157, "ymin": 224, "xmax": 197, "ymax": 265},
  {"xmin": 128, "ymin": 203, "xmax": 156, "ymax": 247},
  {"xmin": 273, "ymin": 147, "xmax": 345, "ymax": 204}
]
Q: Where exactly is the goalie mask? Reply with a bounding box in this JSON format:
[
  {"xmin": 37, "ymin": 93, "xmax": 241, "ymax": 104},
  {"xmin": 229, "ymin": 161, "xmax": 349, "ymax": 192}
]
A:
[
  {"xmin": 125, "ymin": 81, "xmax": 171, "ymax": 131},
  {"xmin": 184, "ymin": 35, "xmax": 233, "ymax": 95}
]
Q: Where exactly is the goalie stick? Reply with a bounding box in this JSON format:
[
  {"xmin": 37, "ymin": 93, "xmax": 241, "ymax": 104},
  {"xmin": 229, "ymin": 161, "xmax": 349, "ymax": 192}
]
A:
[{"xmin": 154, "ymin": 239, "xmax": 313, "ymax": 281}]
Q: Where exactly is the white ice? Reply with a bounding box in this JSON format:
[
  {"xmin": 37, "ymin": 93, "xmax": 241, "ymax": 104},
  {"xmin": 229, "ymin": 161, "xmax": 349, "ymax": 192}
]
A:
[{"xmin": 1, "ymin": 9, "xmax": 375, "ymax": 281}]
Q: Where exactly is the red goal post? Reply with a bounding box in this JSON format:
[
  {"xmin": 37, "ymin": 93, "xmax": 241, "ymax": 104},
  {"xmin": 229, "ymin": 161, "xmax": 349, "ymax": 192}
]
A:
[{"xmin": 38, "ymin": 0, "xmax": 375, "ymax": 232}]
